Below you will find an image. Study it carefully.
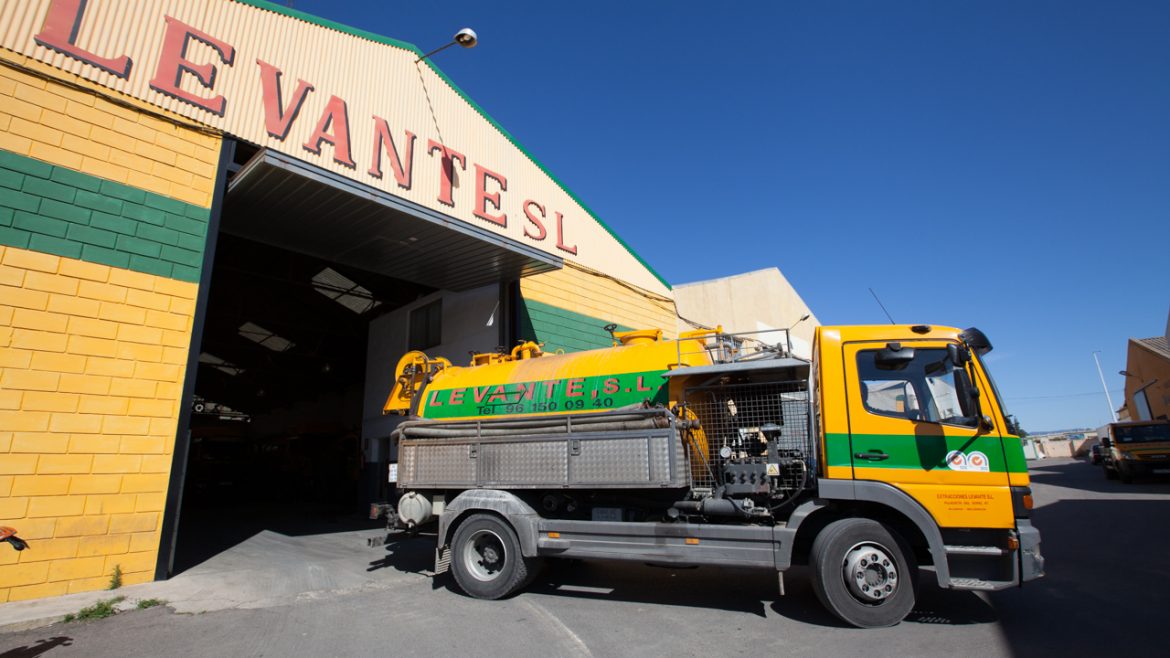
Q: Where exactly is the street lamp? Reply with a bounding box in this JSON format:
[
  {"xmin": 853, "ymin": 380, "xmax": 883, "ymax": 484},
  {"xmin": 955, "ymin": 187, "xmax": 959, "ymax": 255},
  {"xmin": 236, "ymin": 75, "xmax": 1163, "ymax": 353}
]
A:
[
  {"xmin": 785, "ymin": 314, "xmax": 811, "ymax": 356},
  {"xmin": 417, "ymin": 28, "xmax": 478, "ymax": 62},
  {"xmin": 1092, "ymin": 351, "xmax": 1118, "ymax": 422}
]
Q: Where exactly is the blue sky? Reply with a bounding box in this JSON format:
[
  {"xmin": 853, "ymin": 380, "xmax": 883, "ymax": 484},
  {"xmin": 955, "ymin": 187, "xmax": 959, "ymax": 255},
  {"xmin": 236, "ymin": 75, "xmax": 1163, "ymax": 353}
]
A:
[{"xmin": 285, "ymin": 0, "xmax": 1169, "ymax": 432}]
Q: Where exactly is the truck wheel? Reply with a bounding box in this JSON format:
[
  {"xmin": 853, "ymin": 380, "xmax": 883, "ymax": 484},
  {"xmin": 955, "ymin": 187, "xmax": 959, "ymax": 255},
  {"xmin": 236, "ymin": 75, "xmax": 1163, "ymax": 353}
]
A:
[
  {"xmin": 1119, "ymin": 464, "xmax": 1134, "ymax": 484},
  {"xmin": 809, "ymin": 518, "xmax": 917, "ymax": 628},
  {"xmin": 450, "ymin": 513, "xmax": 536, "ymax": 600}
]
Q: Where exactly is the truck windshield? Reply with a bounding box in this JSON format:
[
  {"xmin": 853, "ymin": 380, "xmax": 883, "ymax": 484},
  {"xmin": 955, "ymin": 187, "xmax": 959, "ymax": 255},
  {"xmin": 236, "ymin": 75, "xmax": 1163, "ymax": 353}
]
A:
[
  {"xmin": 975, "ymin": 353, "xmax": 1011, "ymax": 428},
  {"xmin": 1114, "ymin": 424, "xmax": 1170, "ymax": 443}
]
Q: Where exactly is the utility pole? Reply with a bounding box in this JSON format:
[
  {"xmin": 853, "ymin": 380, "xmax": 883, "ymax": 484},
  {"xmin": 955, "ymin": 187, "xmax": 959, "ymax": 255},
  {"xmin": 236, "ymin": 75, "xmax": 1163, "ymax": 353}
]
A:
[{"xmin": 1092, "ymin": 351, "xmax": 1118, "ymax": 422}]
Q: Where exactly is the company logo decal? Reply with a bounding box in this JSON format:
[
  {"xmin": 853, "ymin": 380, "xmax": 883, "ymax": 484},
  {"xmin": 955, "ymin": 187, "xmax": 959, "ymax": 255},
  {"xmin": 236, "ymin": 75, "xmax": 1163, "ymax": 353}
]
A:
[{"xmin": 945, "ymin": 450, "xmax": 990, "ymax": 473}]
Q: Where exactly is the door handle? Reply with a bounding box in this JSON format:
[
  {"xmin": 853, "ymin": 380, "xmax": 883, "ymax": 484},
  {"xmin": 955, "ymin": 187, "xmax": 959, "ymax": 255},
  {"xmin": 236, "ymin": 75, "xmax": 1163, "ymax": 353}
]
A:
[{"xmin": 854, "ymin": 450, "xmax": 889, "ymax": 461}]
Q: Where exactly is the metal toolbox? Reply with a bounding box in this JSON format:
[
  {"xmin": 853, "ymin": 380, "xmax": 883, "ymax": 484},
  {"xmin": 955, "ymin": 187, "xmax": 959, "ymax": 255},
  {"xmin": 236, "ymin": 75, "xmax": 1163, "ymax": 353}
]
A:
[{"xmin": 395, "ymin": 409, "xmax": 689, "ymax": 490}]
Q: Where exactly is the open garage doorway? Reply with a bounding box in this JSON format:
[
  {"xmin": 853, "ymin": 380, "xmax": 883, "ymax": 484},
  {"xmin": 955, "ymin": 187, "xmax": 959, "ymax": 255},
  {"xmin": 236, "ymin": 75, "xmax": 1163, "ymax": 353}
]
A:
[
  {"xmin": 170, "ymin": 232, "xmax": 434, "ymax": 573},
  {"xmin": 161, "ymin": 141, "xmax": 559, "ymax": 576}
]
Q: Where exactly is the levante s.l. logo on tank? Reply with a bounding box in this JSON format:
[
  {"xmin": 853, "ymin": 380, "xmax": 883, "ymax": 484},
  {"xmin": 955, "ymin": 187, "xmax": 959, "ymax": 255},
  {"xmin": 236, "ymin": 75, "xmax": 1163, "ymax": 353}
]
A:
[{"xmin": 422, "ymin": 371, "xmax": 668, "ymax": 419}]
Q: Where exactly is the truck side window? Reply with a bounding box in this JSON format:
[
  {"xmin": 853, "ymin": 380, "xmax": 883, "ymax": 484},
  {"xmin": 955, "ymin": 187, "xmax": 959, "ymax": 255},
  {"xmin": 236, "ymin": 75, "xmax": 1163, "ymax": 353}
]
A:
[{"xmin": 857, "ymin": 348, "xmax": 977, "ymax": 428}]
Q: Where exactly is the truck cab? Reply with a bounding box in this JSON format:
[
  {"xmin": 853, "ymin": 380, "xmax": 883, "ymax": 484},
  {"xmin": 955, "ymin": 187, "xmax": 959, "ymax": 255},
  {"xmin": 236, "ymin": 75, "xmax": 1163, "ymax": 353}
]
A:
[{"xmin": 815, "ymin": 325, "xmax": 1041, "ymax": 598}]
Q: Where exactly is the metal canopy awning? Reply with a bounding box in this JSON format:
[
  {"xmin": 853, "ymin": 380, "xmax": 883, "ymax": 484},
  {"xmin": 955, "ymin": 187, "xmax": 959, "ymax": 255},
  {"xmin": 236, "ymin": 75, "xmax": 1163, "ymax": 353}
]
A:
[{"xmin": 225, "ymin": 149, "xmax": 561, "ymax": 291}]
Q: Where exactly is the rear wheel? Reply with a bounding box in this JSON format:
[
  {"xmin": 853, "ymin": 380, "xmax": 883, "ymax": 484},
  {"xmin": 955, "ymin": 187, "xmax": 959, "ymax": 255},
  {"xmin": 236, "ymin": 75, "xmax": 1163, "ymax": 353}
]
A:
[
  {"xmin": 810, "ymin": 518, "xmax": 917, "ymax": 628},
  {"xmin": 450, "ymin": 513, "xmax": 539, "ymax": 600}
]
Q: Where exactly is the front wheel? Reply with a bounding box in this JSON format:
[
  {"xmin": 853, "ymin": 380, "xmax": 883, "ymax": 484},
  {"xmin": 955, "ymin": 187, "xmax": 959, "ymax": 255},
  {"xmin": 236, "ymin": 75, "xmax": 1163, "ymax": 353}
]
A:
[
  {"xmin": 809, "ymin": 518, "xmax": 917, "ymax": 628},
  {"xmin": 1119, "ymin": 463, "xmax": 1135, "ymax": 483},
  {"xmin": 450, "ymin": 513, "xmax": 539, "ymax": 600}
]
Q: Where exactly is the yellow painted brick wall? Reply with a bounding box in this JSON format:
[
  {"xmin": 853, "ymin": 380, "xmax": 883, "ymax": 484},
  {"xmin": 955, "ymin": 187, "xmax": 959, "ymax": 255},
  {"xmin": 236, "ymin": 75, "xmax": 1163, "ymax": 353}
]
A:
[
  {"xmin": 0, "ymin": 245, "xmax": 197, "ymax": 602},
  {"xmin": 520, "ymin": 263, "xmax": 678, "ymax": 339},
  {"xmin": 0, "ymin": 52, "xmax": 219, "ymax": 208}
]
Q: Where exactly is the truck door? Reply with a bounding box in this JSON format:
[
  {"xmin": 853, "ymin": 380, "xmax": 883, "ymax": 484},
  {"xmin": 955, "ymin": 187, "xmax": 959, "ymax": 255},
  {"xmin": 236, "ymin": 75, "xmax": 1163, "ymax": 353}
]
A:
[{"xmin": 842, "ymin": 340, "xmax": 1015, "ymax": 529}]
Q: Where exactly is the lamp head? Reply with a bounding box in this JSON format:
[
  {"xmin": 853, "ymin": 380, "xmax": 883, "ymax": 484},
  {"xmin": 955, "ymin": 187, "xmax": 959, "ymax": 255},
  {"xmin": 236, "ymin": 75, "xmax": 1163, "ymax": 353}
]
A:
[{"xmin": 454, "ymin": 28, "xmax": 478, "ymax": 48}]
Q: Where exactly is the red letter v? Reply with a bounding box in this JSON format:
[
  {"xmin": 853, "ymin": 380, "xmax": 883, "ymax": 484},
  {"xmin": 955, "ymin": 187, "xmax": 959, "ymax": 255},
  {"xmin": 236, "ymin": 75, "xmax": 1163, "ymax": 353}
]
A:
[{"xmin": 257, "ymin": 59, "xmax": 314, "ymax": 140}]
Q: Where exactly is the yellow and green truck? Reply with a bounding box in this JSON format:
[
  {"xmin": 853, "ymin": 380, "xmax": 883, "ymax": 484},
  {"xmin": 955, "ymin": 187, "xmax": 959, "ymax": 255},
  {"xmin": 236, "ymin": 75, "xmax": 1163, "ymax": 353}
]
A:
[
  {"xmin": 1098, "ymin": 420, "xmax": 1170, "ymax": 483},
  {"xmin": 377, "ymin": 323, "xmax": 1043, "ymax": 627}
]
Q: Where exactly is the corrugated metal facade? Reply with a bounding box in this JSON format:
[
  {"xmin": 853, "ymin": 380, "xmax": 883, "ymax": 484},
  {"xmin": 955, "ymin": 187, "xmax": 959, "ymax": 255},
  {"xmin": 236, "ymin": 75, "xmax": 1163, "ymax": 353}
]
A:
[
  {"xmin": 0, "ymin": 0, "xmax": 685, "ymax": 603},
  {"xmin": 0, "ymin": 0, "xmax": 670, "ymax": 293}
]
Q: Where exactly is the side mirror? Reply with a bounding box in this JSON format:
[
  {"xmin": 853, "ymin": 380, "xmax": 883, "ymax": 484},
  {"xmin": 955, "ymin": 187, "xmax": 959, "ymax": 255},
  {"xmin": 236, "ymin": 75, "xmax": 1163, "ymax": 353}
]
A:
[
  {"xmin": 959, "ymin": 327, "xmax": 993, "ymax": 356},
  {"xmin": 875, "ymin": 343, "xmax": 915, "ymax": 371},
  {"xmin": 954, "ymin": 367, "xmax": 992, "ymax": 430},
  {"xmin": 947, "ymin": 343, "xmax": 970, "ymax": 367}
]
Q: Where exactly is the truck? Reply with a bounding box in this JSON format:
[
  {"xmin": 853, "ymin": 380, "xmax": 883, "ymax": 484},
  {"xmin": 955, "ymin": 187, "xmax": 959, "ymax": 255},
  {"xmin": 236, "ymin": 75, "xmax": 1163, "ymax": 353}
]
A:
[
  {"xmin": 1097, "ymin": 420, "xmax": 1170, "ymax": 482},
  {"xmin": 374, "ymin": 323, "xmax": 1044, "ymax": 628}
]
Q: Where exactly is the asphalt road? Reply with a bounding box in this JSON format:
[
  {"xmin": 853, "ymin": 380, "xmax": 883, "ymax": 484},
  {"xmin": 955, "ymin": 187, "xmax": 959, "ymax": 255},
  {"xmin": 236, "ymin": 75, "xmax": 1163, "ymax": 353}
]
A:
[{"xmin": 3, "ymin": 457, "xmax": 1168, "ymax": 658}]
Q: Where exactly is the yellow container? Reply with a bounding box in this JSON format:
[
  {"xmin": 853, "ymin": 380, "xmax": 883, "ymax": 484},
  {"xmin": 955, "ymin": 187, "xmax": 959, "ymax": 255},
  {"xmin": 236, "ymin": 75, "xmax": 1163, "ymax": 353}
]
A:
[{"xmin": 390, "ymin": 330, "xmax": 714, "ymax": 421}]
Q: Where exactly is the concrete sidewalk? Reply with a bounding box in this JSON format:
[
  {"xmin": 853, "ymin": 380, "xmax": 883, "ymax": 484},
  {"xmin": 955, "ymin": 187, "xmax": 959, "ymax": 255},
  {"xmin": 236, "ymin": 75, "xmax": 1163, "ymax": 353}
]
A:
[{"xmin": 0, "ymin": 527, "xmax": 425, "ymax": 633}]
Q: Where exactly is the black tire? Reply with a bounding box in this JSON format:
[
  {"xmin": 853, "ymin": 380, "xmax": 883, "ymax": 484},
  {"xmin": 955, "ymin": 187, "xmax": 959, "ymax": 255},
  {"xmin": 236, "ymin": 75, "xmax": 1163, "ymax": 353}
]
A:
[
  {"xmin": 809, "ymin": 518, "xmax": 918, "ymax": 628},
  {"xmin": 1104, "ymin": 465, "xmax": 1118, "ymax": 480},
  {"xmin": 1119, "ymin": 463, "xmax": 1134, "ymax": 484},
  {"xmin": 450, "ymin": 513, "xmax": 537, "ymax": 600}
]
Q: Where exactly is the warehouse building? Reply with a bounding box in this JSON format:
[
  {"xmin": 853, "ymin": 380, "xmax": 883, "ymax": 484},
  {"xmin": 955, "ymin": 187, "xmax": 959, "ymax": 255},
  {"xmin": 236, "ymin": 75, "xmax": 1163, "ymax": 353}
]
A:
[{"xmin": 0, "ymin": 0, "xmax": 680, "ymax": 601}]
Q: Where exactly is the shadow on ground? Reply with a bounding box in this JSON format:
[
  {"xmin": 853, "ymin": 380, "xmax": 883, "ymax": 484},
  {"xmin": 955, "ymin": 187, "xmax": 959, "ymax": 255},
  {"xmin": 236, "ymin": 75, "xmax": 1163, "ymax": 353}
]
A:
[
  {"xmin": 992, "ymin": 461, "xmax": 1170, "ymax": 655},
  {"xmin": 368, "ymin": 535, "xmax": 1001, "ymax": 628},
  {"xmin": 1028, "ymin": 458, "xmax": 1170, "ymax": 494},
  {"xmin": 366, "ymin": 534, "xmax": 435, "ymax": 575},
  {"xmin": 0, "ymin": 635, "xmax": 73, "ymax": 658},
  {"xmin": 173, "ymin": 502, "xmax": 383, "ymax": 574}
]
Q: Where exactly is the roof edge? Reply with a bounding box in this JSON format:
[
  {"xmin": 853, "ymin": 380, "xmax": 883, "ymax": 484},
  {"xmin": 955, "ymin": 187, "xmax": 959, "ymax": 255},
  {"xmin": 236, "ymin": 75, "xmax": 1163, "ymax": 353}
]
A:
[
  {"xmin": 232, "ymin": 0, "xmax": 671, "ymax": 291},
  {"xmin": 1132, "ymin": 336, "xmax": 1170, "ymax": 360},
  {"xmin": 674, "ymin": 267, "xmax": 784, "ymax": 288}
]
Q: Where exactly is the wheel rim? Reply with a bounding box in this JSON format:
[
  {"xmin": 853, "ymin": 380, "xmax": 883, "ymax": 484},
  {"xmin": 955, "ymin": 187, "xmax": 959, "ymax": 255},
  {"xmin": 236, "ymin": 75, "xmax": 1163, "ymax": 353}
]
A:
[
  {"xmin": 461, "ymin": 529, "xmax": 507, "ymax": 582},
  {"xmin": 841, "ymin": 541, "xmax": 899, "ymax": 604}
]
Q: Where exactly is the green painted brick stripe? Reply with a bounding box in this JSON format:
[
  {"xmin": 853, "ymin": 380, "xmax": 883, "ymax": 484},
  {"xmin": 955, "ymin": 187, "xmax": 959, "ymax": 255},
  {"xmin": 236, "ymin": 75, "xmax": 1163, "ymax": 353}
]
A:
[
  {"xmin": 423, "ymin": 369, "xmax": 670, "ymax": 419},
  {"xmin": 0, "ymin": 149, "xmax": 209, "ymax": 283},
  {"xmin": 825, "ymin": 432, "xmax": 1027, "ymax": 474},
  {"xmin": 519, "ymin": 298, "xmax": 633, "ymax": 354},
  {"xmin": 233, "ymin": 0, "xmax": 671, "ymax": 292}
]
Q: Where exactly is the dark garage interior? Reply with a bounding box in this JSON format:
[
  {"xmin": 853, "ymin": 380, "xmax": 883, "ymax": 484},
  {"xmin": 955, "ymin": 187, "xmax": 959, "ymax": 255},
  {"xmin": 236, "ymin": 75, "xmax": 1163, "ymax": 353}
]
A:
[
  {"xmin": 172, "ymin": 145, "xmax": 437, "ymax": 572},
  {"xmin": 167, "ymin": 140, "xmax": 557, "ymax": 574}
]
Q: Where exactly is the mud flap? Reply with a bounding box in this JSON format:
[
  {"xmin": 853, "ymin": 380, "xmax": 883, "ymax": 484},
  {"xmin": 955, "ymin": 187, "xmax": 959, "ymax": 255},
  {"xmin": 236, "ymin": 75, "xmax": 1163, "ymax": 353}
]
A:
[{"xmin": 435, "ymin": 545, "xmax": 451, "ymax": 575}]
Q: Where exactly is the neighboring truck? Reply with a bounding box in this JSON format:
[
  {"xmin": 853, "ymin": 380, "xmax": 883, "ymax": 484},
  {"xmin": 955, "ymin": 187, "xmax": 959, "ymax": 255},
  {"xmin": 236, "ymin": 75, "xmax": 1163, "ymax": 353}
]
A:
[
  {"xmin": 374, "ymin": 324, "xmax": 1043, "ymax": 627},
  {"xmin": 1098, "ymin": 420, "xmax": 1170, "ymax": 482}
]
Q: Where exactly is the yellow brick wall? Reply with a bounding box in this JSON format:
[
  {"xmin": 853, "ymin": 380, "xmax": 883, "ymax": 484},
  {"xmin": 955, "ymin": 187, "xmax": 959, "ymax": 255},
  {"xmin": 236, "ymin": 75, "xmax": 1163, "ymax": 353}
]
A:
[
  {"xmin": 520, "ymin": 263, "xmax": 678, "ymax": 338},
  {"xmin": 0, "ymin": 245, "xmax": 197, "ymax": 602},
  {"xmin": 0, "ymin": 52, "xmax": 219, "ymax": 208}
]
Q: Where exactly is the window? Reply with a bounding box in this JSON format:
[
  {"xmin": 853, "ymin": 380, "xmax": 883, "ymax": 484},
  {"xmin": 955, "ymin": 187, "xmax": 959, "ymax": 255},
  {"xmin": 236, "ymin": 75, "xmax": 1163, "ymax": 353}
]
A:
[
  {"xmin": 312, "ymin": 267, "xmax": 381, "ymax": 314},
  {"xmin": 238, "ymin": 322, "xmax": 294, "ymax": 352},
  {"xmin": 1113, "ymin": 422, "xmax": 1169, "ymax": 443},
  {"xmin": 409, "ymin": 299, "xmax": 442, "ymax": 350},
  {"xmin": 199, "ymin": 352, "xmax": 244, "ymax": 376},
  {"xmin": 857, "ymin": 347, "xmax": 977, "ymax": 428},
  {"xmin": 1134, "ymin": 389, "xmax": 1153, "ymax": 422}
]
